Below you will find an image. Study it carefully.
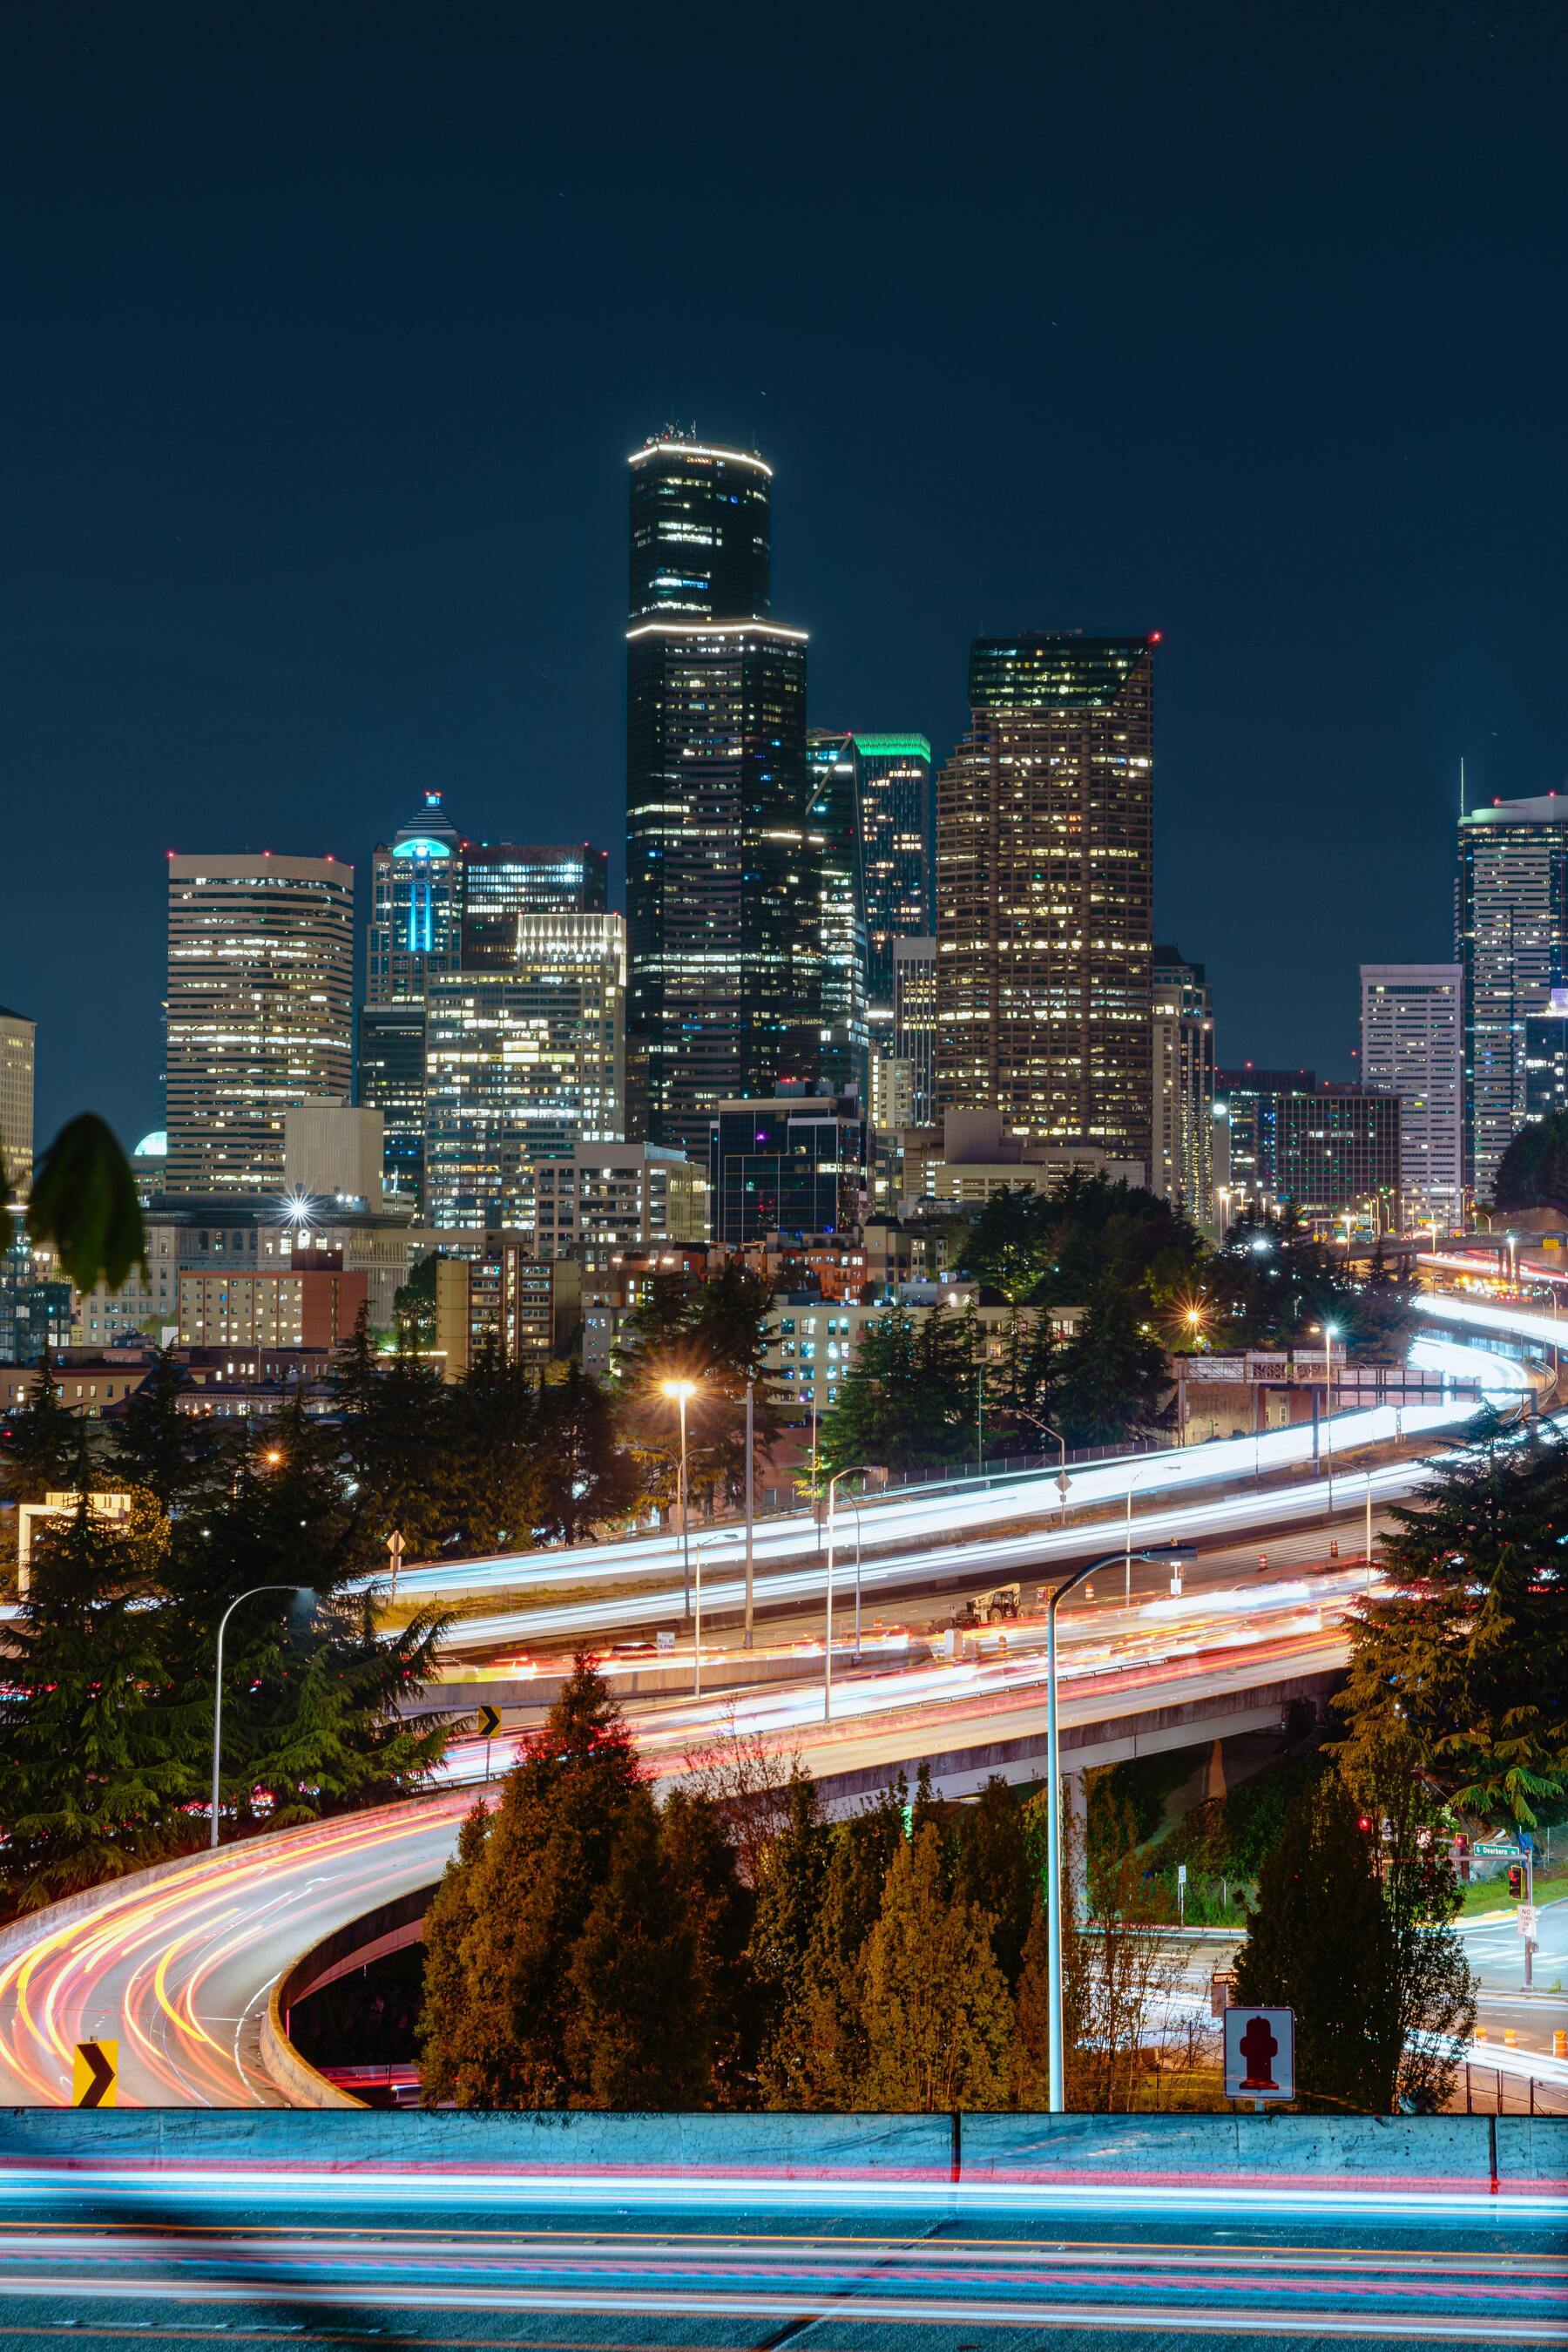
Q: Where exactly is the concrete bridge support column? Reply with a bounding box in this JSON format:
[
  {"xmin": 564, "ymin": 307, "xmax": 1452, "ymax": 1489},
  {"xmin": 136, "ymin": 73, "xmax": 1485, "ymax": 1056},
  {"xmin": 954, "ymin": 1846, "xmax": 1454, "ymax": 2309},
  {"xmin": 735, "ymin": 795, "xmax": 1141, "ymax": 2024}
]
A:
[{"xmin": 1065, "ymin": 1768, "xmax": 1089, "ymax": 1923}]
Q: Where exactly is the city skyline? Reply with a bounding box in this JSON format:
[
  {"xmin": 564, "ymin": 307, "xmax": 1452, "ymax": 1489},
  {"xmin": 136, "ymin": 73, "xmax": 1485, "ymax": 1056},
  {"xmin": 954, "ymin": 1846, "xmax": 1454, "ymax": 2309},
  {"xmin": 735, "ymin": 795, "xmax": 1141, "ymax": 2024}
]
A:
[{"xmin": 8, "ymin": 11, "xmax": 1565, "ymax": 1147}]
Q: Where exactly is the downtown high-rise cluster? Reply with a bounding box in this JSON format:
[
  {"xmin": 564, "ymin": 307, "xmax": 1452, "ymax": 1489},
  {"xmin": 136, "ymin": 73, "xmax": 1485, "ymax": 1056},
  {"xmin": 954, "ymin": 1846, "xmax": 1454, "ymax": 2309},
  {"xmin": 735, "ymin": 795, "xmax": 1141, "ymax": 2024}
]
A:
[{"xmin": 4, "ymin": 429, "xmax": 1566, "ymax": 1386}]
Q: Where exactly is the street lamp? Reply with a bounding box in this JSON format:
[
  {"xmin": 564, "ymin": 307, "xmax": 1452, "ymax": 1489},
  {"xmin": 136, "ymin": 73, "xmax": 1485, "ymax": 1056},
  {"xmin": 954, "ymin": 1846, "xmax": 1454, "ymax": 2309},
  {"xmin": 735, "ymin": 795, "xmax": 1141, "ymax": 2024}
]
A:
[
  {"xmin": 1012, "ymin": 1407, "xmax": 1069, "ymax": 1515},
  {"xmin": 660, "ymin": 1378, "xmax": 698, "ymax": 1625},
  {"xmin": 1322, "ymin": 1322, "xmax": 1340, "ymax": 1506},
  {"xmin": 824, "ymin": 1463, "xmax": 879, "ymax": 1722},
  {"xmin": 1043, "ymin": 1543, "xmax": 1195, "ymax": 2112},
  {"xmin": 210, "ymin": 1584, "xmax": 313, "ymax": 1849},
  {"xmin": 1123, "ymin": 1460, "xmax": 1155, "ymax": 1605}
]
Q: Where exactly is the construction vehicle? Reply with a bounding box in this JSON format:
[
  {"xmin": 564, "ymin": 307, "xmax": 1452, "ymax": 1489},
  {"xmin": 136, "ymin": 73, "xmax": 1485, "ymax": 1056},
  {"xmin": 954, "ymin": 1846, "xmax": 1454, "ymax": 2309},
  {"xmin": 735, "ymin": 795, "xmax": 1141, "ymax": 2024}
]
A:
[{"xmin": 954, "ymin": 1582, "xmax": 1022, "ymax": 1628}]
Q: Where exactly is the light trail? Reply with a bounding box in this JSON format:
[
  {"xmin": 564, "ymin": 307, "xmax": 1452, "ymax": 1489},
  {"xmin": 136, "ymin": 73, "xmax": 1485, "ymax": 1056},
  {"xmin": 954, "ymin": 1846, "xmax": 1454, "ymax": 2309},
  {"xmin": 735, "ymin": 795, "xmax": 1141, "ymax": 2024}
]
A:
[
  {"xmin": 0, "ymin": 1294, "xmax": 1551, "ymax": 2113},
  {"xmin": 389, "ymin": 1401, "xmax": 1470, "ymax": 1603}
]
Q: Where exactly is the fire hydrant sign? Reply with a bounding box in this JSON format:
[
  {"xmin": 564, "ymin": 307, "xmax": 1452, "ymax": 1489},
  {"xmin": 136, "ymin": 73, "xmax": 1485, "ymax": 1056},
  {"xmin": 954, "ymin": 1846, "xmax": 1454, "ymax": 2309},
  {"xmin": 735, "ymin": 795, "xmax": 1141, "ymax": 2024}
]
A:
[{"xmin": 1224, "ymin": 2005, "xmax": 1294, "ymax": 2101}]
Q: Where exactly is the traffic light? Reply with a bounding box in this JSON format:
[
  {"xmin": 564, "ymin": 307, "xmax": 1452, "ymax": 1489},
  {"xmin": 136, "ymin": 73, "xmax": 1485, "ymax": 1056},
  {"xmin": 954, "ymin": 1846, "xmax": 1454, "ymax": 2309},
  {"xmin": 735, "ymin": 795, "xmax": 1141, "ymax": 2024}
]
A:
[
  {"xmin": 1357, "ymin": 1814, "xmax": 1374, "ymax": 1834},
  {"xmin": 1507, "ymin": 1863, "xmax": 1524, "ymax": 1899}
]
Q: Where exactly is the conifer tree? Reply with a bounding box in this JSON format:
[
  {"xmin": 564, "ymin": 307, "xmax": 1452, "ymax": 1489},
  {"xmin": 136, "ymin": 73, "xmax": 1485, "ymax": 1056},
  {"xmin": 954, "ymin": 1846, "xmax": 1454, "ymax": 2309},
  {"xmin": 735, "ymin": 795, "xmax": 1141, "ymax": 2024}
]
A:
[
  {"xmin": 1051, "ymin": 1275, "xmax": 1174, "ymax": 1447},
  {"xmin": 747, "ymin": 1770, "xmax": 831, "ymax": 2053},
  {"xmin": 0, "ymin": 1490, "xmax": 193, "ymax": 1909},
  {"xmin": 1337, "ymin": 1411, "xmax": 1568, "ymax": 1825},
  {"xmin": 419, "ymin": 1657, "xmax": 644, "ymax": 2107},
  {"xmin": 1233, "ymin": 1773, "xmax": 1401, "ymax": 2111},
  {"xmin": 2, "ymin": 1351, "xmax": 83, "ymax": 1504},
  {"xmin": 858, "ymin": 1823, "xmax": 1012, "ymax": 2110},
  {"xmin": 954, "ymin": 1777, "xmax": 1034, "ymax": 1986},
  {"xmin": 759, "ymin": 1790, "xmax": 906, "ymax": 2107},
  {"xmin": 564, "ymin": 1791, "xmax": 709, "ymax": 2108},
  {"xmin": 109, "ymin": 1345, "xmax": 226, "ymax": 1509}
]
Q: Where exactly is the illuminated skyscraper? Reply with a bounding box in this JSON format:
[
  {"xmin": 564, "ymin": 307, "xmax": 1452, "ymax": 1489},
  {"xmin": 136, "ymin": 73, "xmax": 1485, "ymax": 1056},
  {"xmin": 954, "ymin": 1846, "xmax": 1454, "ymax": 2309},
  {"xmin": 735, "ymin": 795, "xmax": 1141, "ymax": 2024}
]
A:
[
  {"xmin": 893, "ymin": 936, "xmax": 936, "ymax": 1128},
  {"xmin": 166, "ymin": 855, "xmax": 355, "ymax": 1194},
  {"xmin": 461, "ymin": 841, "xmax": 609, "ymax": 967},
  {"xmin": 1152, "ymin": 946, "xmax": 1215, "ymax": 1228},
  {"xmin": 1456, "ymin": 795, "xmax": 1568, "ymax": 1197},
  {"xmin": 805, "ymin": 732, "xmax": 868, "ymax": 1100},
  {"xmin": 1359, "ymin": 963, "xmax": 1463, "ymax": 1227},
  {"xmin": 852, "ymin": 733, "xmax": 931, "ymax": 1012},
  {"xmin": 366, "ymin": 791, "xmax": 463, "ymax": 1007},
  {"xmin": 936, "ymin": 633, "xmax": 1156, "ymax": 1170},
  {"xmin": 625, "ymin": 432, "xmax": 823, "ymax": 1152},
  {"xmin": 424, "ymin": 913, "xmax": 625, "ymax": 1232},
  {"xmin": 0, "ymin": 1004, "xmax": 36, "ymax": 1200}
]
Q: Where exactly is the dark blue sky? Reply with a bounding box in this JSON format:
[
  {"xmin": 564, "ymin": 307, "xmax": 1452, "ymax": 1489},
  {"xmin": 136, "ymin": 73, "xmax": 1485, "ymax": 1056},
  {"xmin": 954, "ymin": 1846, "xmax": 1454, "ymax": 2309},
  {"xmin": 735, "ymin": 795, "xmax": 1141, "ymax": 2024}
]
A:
[{"xmin": 4, "ymin": 3, "xmax": 1565, "ymax": 1146}]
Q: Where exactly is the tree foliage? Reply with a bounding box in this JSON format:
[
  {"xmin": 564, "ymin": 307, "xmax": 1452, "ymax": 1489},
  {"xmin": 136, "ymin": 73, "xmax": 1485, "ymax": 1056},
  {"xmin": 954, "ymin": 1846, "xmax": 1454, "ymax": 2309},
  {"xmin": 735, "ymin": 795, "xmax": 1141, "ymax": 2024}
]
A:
[
  {"xmin": 1336, "ymin": 1411, "xmax": 1568, "ymax": 1824},
  {"xmin": 1494, "ymin": 1109, "xmax": 1568, "ymax": 1214}
]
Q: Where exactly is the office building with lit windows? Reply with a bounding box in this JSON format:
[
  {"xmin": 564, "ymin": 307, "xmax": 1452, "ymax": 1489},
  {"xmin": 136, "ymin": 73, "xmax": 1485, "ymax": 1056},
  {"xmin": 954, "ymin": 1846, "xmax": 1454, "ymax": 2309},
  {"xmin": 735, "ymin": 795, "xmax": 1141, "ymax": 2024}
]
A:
[
  {"xmin": 1456, "ymin": 795, "xmax": 1568, "ymax": 1197},
  {"xmin": 935, "ymin": 633, "xmax": 1156, "ymax": 1168},
  {"xmin": 1152, "ymin": 945, "xmax": 1215, "ymax": 1228},
  {"xmin": 0, "ymin": 1005, "xmax": 36, "ymax": 1200},
  {"xmin": 891, "ymin": 934, "xmax": 936, "ymax": 1130},
  {"xmin": 1524, "ymin": 995, "xmax": 1568, "ymax": 1123},
  {"xmin": 707, "ymin": 1089, "xmax": 872, "ymax": 1250},
  {"xmin": 423, "ymin": 913, "xmax": 625, "ymax": 1232},
  {"xmin": 1215, "ymin": 1067, "xmax": 1401, "ymax": 1232},
  {"xmin": 166, "ymin": 855, "xmax": 355, "ymax": 1195},
  {"xmin": 1359, "ymin": 963, "xmax": 1463, "ymax": 1227},
  {"xmin": 625, "ymin": 433, "xmax": 825, "ymax": 1152},
  {"xmin": 853, "ymin": 733, "xmax": 931, "ymax": 1010},
  {"xmin": 366, "ymin": 792, "xmax": 464, "ymax": 1008},
  {"xmin": 460, "ymin": 841, "xmax": 609, "ymax": 967},
  {"xmin": 805, "ymin": 732, "xmax": 869, "ymax": 1100}
]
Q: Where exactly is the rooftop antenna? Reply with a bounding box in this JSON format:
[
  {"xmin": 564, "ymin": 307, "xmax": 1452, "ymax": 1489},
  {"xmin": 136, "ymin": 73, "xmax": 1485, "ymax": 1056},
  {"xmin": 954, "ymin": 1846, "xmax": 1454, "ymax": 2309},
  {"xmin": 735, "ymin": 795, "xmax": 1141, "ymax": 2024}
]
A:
[{"xmin": 1459, "ymin": 755, "xmax": 1466, "ymax": 821}]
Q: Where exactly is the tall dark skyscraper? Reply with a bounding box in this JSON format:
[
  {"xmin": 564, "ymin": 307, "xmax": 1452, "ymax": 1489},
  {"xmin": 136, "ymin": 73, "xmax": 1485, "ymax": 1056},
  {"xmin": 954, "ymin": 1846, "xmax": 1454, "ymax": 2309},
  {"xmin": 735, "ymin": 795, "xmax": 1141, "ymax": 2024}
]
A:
[
  {"xmin": 936, "ymin": 632, "xmax": 1156, "ymax": 1171},
  {"xmin": 625, "ymin": 433, "xmax": 823, "ymax": 1152},
  {"xmin": 850, "ymin": 733, "xmax": 932, "ymax": 1013}
]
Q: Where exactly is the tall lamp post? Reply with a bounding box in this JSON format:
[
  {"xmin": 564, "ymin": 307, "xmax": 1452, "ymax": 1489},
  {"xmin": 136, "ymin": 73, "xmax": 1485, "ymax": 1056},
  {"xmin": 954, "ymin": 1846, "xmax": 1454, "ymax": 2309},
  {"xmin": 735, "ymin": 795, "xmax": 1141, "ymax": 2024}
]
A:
[
  {"xmin": 1044, "ymin": 1543, "xmax": 1194, "ymax": 2110},
  {"xmin": 1322, "ymin": 1322, "xmax": 1340, "ymax": 1506},
  {"xmin": 661, "ymin": 1379, "xmax": 697, "ymax": 1625},
  {"xmin": 211, "ymin": 1584, "xmax": 313, "ymax": 1849},
  {"xmin": 824, "ymin": 1463, "xmax": 878, "ymax": 1722}
]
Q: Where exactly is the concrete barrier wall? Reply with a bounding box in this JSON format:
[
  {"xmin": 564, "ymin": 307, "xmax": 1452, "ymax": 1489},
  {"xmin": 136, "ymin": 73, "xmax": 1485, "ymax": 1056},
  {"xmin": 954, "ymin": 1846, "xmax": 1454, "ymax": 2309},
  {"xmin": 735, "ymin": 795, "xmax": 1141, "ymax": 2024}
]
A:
[{"xmin": 1, "ymin": 2108, "xmax": 1559, "ymax": 2192}]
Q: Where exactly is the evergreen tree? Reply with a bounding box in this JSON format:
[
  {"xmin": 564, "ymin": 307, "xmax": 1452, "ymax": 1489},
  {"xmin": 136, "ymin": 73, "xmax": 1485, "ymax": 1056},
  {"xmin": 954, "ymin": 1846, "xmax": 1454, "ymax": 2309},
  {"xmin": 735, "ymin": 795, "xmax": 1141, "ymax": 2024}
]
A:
[
  {"xmin": 109, "ymin": 1345, "xmax": 226, "ymax": 1509},
  {"xmin": 2, "ymin": 1352, "xmax": 84, "ymax": 1504},
  {"xmin": 392, "ymin": 1251, "xmax": 439, "ymax": 1350},
  {"xmin": 818, "ymin": 1308, "xmax": 973, "ymax": 1477},
  {"xmin": 747, "ymin": 1771, "xmax": 831, "ymax": 2051},
  {"xmin": 165, "ymin": 1395, "xmax": 450, "ymax": 1839},
  {"xmin": 1341, "ymin": 1728, "xmax": 1477, "ymax": 2112},
  {"xmin": 1336, "ymin": 1412, "xmax": 1568, "ymax": 1824},
  {"xmin": 954, "ymin": 1777, "xmax": 1034, "ymax": 1986},
  {"xmin": 419, "ymin": 1657, "xmax": 644, "ymax": 2107},
  {"xmin": 1233, "ymin": 1773, "xmax": 1401, "ymax": 2112},
  {"xmin": 535, "ymin": 1362, "xmax": 642, "ymax": 1541},
  {"xmin": 416, "ymin": 1801, "xmax": 491, "ymax": 2106},
  {"xmin": 958, "ymin": 1185, "xmax": 1056, "ymax": 1301},
  {"xmin": 0, "ymin": 1491, "xmax": 193, "ymax": 1909},
  {"xmin": 617, "ymin": 1261, "xmax": 784, "ymax": 1510},
  {"xmin": 760, "ymin": 1792, "xmax": 905, "ymax": 2106},
  {"xmin": 1051, "ymin": 1275, "xmax": 1174, "ymax": 1447},
  {"xmin": 1494, "ymin": 1109, "xmax": 1568, "ymax": 1214},
  {"xmin": 658, "ymin": 1785, "xmax": 759, "ymax": 2105},
  {"xmin": 564, "ymin": 1789, "xmax": 711, "ymax": 2108},
  {"xmin": 444, "ymin": 1348, "xmax": 541, "ymax": 1556},
  {"xmin": 858, "ymin": 1823, "xmax": 1012, "ymax": 2110}
]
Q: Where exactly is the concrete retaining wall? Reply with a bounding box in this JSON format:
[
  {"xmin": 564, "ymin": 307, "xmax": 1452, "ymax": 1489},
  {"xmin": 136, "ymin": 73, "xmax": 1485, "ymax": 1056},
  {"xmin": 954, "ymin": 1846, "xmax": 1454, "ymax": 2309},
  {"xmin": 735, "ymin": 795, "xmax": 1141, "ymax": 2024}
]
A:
[{"xmin": 0, "ymin": 2108, "xmax": 1559, "ymax": 2192}]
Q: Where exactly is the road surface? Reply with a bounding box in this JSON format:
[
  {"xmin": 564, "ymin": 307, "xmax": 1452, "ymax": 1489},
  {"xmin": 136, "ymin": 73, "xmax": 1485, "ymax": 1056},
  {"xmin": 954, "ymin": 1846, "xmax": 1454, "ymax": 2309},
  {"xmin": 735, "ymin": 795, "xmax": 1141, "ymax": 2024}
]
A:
[{"xmin": 0, "ymin": 2171, "xmax": 1560, "ymax": 2347}]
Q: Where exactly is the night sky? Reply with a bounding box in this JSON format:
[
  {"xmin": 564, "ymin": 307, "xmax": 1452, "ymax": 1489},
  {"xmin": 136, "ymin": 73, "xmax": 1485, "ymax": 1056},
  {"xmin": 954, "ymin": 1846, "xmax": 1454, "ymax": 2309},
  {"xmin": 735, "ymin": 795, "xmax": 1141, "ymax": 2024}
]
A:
[{"xmin": 5, "ymin": 4, "xmax": 1565, "ymax": 1149}]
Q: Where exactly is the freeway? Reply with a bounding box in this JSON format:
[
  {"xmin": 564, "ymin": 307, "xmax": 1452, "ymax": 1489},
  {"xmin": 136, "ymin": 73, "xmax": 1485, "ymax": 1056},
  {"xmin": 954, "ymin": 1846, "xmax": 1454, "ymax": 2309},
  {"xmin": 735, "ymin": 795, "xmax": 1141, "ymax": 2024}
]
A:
[
  {"xmin": 391, "ymin": 1399, "xmax": 1477, "ymax": 1606},
  {"xmin": 0, "ymin": 2111, "xmax": 1560, "ymax": 2348},
  {"xmin": 0, "ymin": 1551, "xmax": 1351, "ymax": 2110},
  {"xmin": 0, "ymin": 2213, "xmax": 1561, "ymax": 2345}
]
